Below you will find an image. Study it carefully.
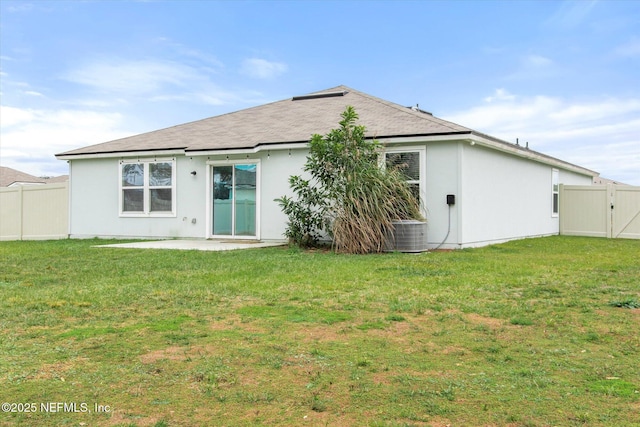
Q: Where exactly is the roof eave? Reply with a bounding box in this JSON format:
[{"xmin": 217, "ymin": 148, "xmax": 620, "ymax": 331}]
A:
[
  {"xmin": 186, "ymin": 142, "xmax": 310, "ymax": 156},
  {"xmin": 468, "ymin": 133, "xmax": 599, "ymax": 177},
  {"xmin": 186, "ymin": 132, "xmax": 475, "ymax": 156},
  {"xmin": 375, "ymin": 132, "xmax": 472, "ymax": 144},
  {"xmin": 55, "ymin": 148, "xmax": 186, "ymax": 161}
]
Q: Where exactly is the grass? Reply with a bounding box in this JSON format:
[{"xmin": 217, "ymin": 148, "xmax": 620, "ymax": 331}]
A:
[{"xmin": 0, "ymin": 236, "xmax": 638, "ymax": 426}]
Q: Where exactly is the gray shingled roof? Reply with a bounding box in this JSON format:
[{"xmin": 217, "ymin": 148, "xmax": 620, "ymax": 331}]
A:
[
  {"xmin": 0, "ymin": 166, "xmax": 44, "ymax": 187},
  {"xmin": 0, "ymin": 167, "xmax": 69, "ymax": 187},
  {"xmin": 0, "ymin": 166, "xmax": 69, "ymax": 187},
  {"xmin": 56, "ymin": 85, "xmax": 473, "ymax": 157},
  {"xmin": 52, "ymin": 85, "xmax": 599, "ymax": 178}
]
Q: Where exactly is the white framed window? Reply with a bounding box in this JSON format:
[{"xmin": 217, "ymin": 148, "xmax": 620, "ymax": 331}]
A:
[
  {"xmin": 552, "ymin": 168, "xmax": 559, "ymax": 217},
  {"xmin": 383, "ymin": 148, "xmax": 426, "ymax": 213},
  {"xmin": 120, "ymin": 158, "xmax": 176, "ymax": 216}
]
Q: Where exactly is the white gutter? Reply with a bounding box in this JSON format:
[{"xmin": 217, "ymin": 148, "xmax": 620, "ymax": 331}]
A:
[
  {"xmin": 56, "ymin": 149, "xmax": 186, "ymax": 161},
  {"xmin": 55, "ymin": 133, "xmax": 598, "ymax": 178},
  {"xmin": 376, "ymin": 134, "xmax": 470, "ymax": 144},
  {"xmin": 467, "ymin": 134, "xmax": 599, "ymax": 178},
  {"xmin": 186, "ymin": 142, "xmax": 309, "ymax": 156}
]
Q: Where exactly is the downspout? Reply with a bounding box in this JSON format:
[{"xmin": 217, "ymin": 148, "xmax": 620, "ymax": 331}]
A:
[
  {"xmin": 456, "ymin": 141, "xmax": 464, "ymax": 248},
  {"xmin": 67, "ymin": 161, "xmax": 72, "ymax": 238}
]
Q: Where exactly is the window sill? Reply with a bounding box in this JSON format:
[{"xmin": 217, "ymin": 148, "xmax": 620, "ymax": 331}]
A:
[{"xmin": 119, "ymin": 212, "xmax": 177, "ymax": 218}]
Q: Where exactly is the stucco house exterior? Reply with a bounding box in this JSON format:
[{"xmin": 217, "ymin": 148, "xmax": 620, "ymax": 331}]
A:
[{"xmin": 55, "ymin": 86, "xmax": 597, "ymax": 249}]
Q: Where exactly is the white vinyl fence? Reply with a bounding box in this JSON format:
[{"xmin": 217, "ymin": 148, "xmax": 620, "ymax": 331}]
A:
[
  {"xmin": 0, "ymin": 182, "xmax": 69, "ymax": 241},
  {"xmin": 559, "ymin": 184, "xmax": 640, "ymax": 239}
]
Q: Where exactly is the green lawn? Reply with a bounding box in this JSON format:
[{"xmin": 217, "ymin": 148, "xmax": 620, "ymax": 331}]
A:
[{"xmin": 1, "ymin": 236, "xmax": 638, "ymax": 426}]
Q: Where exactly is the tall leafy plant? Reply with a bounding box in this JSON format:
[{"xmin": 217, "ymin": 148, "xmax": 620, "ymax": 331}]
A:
[{"xmin": 276, "ymin": 106, "xmax": 422, "ymax": 253}]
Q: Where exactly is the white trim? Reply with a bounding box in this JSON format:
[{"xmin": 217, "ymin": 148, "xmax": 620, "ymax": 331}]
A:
[
  {"xmin": 119, "ymin": 158, "xmax": 177, "ymax": 218},
  {"xmin": 378, "ymin": 134, "xmax": 470, "ymax": 145},
  {"xmin": 56, "ymin": 149, "xmax": 185, "ymax": 161},
  {"xmin": 207, "ymin": 159, "xmax": 261, "ymax": 239},
  {"xmin": 57, "ymin": 134, "xmax": 597, "ymax": 179},
  {"xmin": 456, "ymin": 141, "xmax": 464, "ymax": 247},
  {"xmin": 68, "ymin": 162, "xmax": 73, "ymax": 238},
  {"xmin": 189, "ymin": 142, "xmax": 309, "ymax": 157},
  {"xmin": 205, "ymin": 163, "xmax": 212, "ymax": 238},
  {"xmin": 383, "ymin": 146, "xmax": 427, "ymax": 217},
  {"xmin": 552, "ymin": 168, "xmax": 559, "ymax": 217}
]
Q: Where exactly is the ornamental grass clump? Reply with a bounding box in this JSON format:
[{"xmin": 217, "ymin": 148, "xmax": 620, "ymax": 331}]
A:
[{"xmin": 276, "ymin": 106, "xmax": 422, "ymax": 254}]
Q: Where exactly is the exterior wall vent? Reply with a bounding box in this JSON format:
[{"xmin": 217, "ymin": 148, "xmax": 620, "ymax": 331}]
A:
[
  {"xmin": 384, "ymin": 220, "xmax": 428, "ymax": 253},
  {"xmin": 292, "ymin": 91, "xmax": 348, "ymax": 101}
]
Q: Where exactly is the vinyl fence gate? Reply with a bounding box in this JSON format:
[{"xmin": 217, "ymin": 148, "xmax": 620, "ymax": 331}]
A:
[{"xmin": 559, "ymin": 184, "xmax": 640, "ymax": 239}]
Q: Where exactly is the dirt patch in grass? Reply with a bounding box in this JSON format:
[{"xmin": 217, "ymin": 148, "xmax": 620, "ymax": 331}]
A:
[
  {"xmin": 140, "ymin": 345, "xmax": 194, "ymax": 364},
  {"xmin": 31, "ymin": 359, "xmax": 88, "ymax": 380},
  {"xmin": 294, "ymin": 324, "xmax": 350, "ymax": 344},
  {"xmin": 441, "ymin": 345, "xmax": 468, "ymax": 356},
  {"xmin": 464, "ymin": 312, "xmax": 504, "ymax": 329},
  {"xmin": 371, "ymin": 371, "xmax": 393, "ymax": 386},
  {"xmin": 209, "ymin": 314, "xmax": 273, "ymax": 334},
  {"xmin": 106, "ymin": 410, "xmax": 161, "ymax": 427},
  {"xmin": 370, "ymin": 317, "xmax": 414, "ymax": 336}
]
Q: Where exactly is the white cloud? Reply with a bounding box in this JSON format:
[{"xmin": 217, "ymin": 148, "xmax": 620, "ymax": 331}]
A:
[
  {"xmin": 240, "ymin": 58, "xmax": 288, "ymax": 79},
  {"xmin": 446, "ymin": 94, "xmax": 562, "ymax": 135},
  {"xmin": 545, "ymin": 0, "xmax": 598, "ymax": 30},
  {"xmin": 0, "ymin": 105, "xmax": 36, "ymax": 127},
  {"xmin": 0, "ymin": 105, "xmax": 132, "ymax": 176},
  {"xmin": 483, "ymin": 88, "xmax": 516, "ymax": 103},
  {"xmin": 508, "ymin": 54, "xmax": 557, "ymax": 80},
  {"xmin": 548, "ymin": 99, "xmax": 640, "ymax": 122},
  {"xmin": 0, "ymin": 72, "xmax": 46, "ymax": 97},
  {"xmin": 6, "ymin": 2, "xmax": 35, "ymax": 13},
  {"xmin": 63, "ymin": 59, "xmax": 202, "ymax": 94},
  {"xmin": 157, "ymin": 38, "xmax": 225, "ymax": 69},
  {"xmin": 444, "ymin": 90, "xmax": 640, "ymax": 185},
  {"xmin": 60, "ymin": 56, "xmax": 249, "ymax": 107},
  {"xmin": 524, "ymin": 54, "xmax": 553, "ymax": 68}
]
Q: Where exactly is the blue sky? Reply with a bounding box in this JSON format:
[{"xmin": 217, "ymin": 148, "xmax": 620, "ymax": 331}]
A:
[{"xmin": 1, "ymin": 0, "xmax": 639, "ymax": 185}]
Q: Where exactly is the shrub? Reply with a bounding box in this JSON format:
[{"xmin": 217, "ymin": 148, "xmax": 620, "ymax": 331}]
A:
[{"xmin": 276, "ymin": 106, "xmax": 422, "ymax": 253}]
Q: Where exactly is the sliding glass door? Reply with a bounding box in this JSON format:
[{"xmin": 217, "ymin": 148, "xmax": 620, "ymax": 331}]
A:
[{"xmin": 212, "ymin": 164, "xmax": 257, "ymax": 237}]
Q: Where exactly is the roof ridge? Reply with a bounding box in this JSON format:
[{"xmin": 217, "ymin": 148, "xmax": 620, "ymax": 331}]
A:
[{"xmin": 340, "ymin": 86, "xmax": 472, "ymax": 133}]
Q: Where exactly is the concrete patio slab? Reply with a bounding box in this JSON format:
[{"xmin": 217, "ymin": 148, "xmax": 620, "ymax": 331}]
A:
[{"xmin": 95, "ymin": 239, "xmax": 286, "ymax": 251}]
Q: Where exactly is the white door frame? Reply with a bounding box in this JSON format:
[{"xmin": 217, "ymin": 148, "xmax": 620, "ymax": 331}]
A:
[{"xmin": 206, "ymin": 159, "xmax": 261, "ymax": 239}]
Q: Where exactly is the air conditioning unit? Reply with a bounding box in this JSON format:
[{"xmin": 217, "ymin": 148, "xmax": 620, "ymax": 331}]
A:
[{"xmin": 384, "ymin": 220, "xmax": 428, "ymax": 253}]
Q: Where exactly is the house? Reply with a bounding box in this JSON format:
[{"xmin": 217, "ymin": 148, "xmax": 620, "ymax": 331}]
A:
[
  {"xmin": 0, "ymin": 166, "xmax": 68, "ymax": 187},
  {"xmin": 55, "ymin": 86, "xmax": 597, "ymax": 249}
]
